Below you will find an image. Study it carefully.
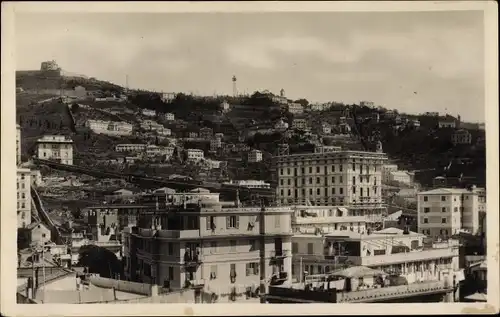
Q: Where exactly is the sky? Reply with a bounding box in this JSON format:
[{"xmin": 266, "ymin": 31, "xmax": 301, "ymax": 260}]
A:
[{"xmin": 15, "ymin": 11, "xmax": 485, "ymax": 122}]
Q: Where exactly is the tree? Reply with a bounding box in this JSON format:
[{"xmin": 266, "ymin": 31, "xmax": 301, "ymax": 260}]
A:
[
  {"xmin": 294, "ymin": 98, "xmax": 309, "ymax": 108},
  {"xmin": 78, "ymin": 245, "xmax": 123, "ymax": 279}
]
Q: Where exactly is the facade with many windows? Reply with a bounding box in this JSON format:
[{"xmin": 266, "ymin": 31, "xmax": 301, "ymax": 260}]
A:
[
  {"xmin": 122, "ymin": 193, "xmax": 293, "ymax": 301},
  {"xmin": 17, "ymin": 168, "xmax": 32, "ymax": 228},
  {"xmin": 273, "ymin": 151, "xmax": 387, "ymax": 223},
  {"xmin": 36, "ymin": 135, "xmax": 74, "ymax": 165},
  {"xmin": 417, "ymin": 187, "xmax": 486, "ymax": 238}
]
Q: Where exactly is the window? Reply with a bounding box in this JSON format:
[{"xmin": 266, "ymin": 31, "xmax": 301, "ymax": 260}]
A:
[
  {"xmin": 316, "ymin": 166, "xmax": 320, "ymax": 173},
  {"xmin": 169, "ymin": 266, "xmax": 175, "ymax": 280},
  {"xmin": 246, "ymin": 263, "xmax": 259, "ymax": 276},
  {"xmin": 249, "ymin": 239, "xmax": 256, "ymax": 250},
  {"xmin": 280, "ymin": 179, "xmax": 284, "ymax": 186},
  {"xmin": 424, "ymin": 218, "xmax": 429, "ymax": 224},
  {"xmin": 42, "ymin": 233, "xmax": 46, "ymax": 238},
  {"xmin": 287, "ymin": 179, "xmax": 291, "ymax": 186},
  {"xmin": 210, "ymin": 265, "xmax": 217, "ymax": 280},
  {"xmin": 309, "ymin": 188, "xmax": 313, "ymax": 195},
  {"xmin": 454, "ymin": 207, "xmax": 458, "ymax": 212},
  {"xmin": 332, "ymin": 188, "xmax": 336, "ymax": 195},
  {"xmin": 307, "ymin": 243, "xmax": 314, "ymax": 255},
  {"xmin": 360, "ymin": 188, "xmax": 364, "ymax": 197},
  {"xmin": 332, "ymin": 176, "xmax": 335, "ymax": 183},
  {"xmin": 441, "ymin": 218, "xmax": 447, "ymax": 224},
  {"xmin": 442, "ymin": 207, "xmax": 446, "ymax": 213},
  {"xmin": 332, "ymin": 165, "xmax": 335, "ymax": 172},
  {"xmin": 309, "ymin": 167, "xmax": 312, "ymax": 173},
  {"xmin": 352, "ymin": 163, "xmax": 356, "ymax": 171},
  {"xmin": 287, "ymin": 189, "xmax": 291, "ymax": 196},
  {"xmin": 339, "ymin": 165, "xmax": 343, "ymax": 172},
  {"xmin": 21, "ymin": 203, "xmax": 25, "ymax": 208},
  {"xmin": 424, "ymin": 207, "xmax": 430, "ymax": 213},
  {"xmin": 339, "ymin": 176, "xmax": 343, "ymax": 183},
  {"xmin": 227, "ymin": 216, "xmax": 239, "ymax": 229},
  {"xmin": 280, "ymin": 189, "xmax": 284, "ymax": 196},
  {"xmin": 316, "ymin": 188, "xmax": 320, "ymax": 195},
  {"xmin": 352, "ymin": 186, "xmax": 356, "ymax": 194},
  {"xmin": 206, "ymin": 216, "xmax": 216, "ymax": 230},
  {"xmin": 441, "ymin": 196, "xmax": 446, "ymax": 202},
  {"xmin": 352, "ymin": 176, "xmax": 356, "ymax": 185},
  {"xmin": 292, "ymin": 242, "xmax": 298, "ymax": 253},
  {"xmin": 230, "ymin": 240, "xmax": 237, "ymax": 252},
  {"xmin": 309, "ymin": 178, "xmax": 312, "ymax": 184},
  {"xmin": 287, "ymin": 168, "xmax": 290, "ymax": 175},
  {"xmin": 230, "ymin": 263, "xmax": 236, "ymax": 277},
  {"xmin": 210, "ymin": 241, "xmax": 218, "ymax": 253},
  {"xmin": 301, "ymin": 167, "xmax": 305, "ymax": 174},
  {"xmin": 340, "ymin": 188, "xmax": 344, "ymax": 195},
  {"xmin": 424, "ymin": 196, "xmax": 428, "ymax": 202}
]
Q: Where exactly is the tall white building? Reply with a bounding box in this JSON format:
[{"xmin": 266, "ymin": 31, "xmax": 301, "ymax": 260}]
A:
[
  {"xmin": 417, "ymin": 187, "xmax": 486, "ymax": 238},
  {"xmin": 16, "ymin": 124, "xmax": 21, "ymax": 165},
  {"xmin": 17, "ymin": 168, "xmax": 32, "ymax": 228},
  {"xmin": 36, "ymin": 135, "xmax": 74, "ymax": 165},
  {"xmin": 274, "ymin": 150, "xmax": 387, "ymax": 225},
  {"xmin": 248, "ymin": 150, "xmax": 263, "ymax": 163}
]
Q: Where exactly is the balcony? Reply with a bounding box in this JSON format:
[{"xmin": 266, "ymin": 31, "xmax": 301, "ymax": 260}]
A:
[
  {"xmin": 337, "ymin": 280, "xmax": 451, "ymax": 303},
  {"xmin": 271, "ymin": 249, "xmax": 291, "ymax": 259},
  {"xmin": 143, "ymin": 229, "xmax": 200, "ymax": 239},
  {"xmin": 183, "ymin": 251, "xmax": 203, "ymax": 267},
  {"xmin": 360, "ymin": 248, "xmax": 459, "ymax": 267}
]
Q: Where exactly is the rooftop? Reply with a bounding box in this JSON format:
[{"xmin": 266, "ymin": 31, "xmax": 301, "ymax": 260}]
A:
[{"xmin": 418, "ymin": 187, "xmax": 484, "ymax": 195}]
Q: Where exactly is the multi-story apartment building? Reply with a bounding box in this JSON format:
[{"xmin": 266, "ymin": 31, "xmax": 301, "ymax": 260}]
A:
[
  {"xmin": 286, "ymin": 103, "xmax": 304, "ymax": 114},
  {"xmin": 389, "ymin": 171, "xmax": 412, "ymax": 186},
  {"xmin": 274, "ymin": 119, "xmax": 289, "ymax": 131},
  {"xmin": 381, "ymin": 164, "xmax": 398, "ymax": 184},
  {"xmin": 186, "ymin": 149, "xmax": 204, "ymax": 161},
  {"xmin": 122, "ymin": 193, "xmax": 293, "ymax": 301},
  {"xmin": 291, "ymin": 119, "xmax": 308, "ymax": 131},
  {"xmin": 115, "ymin": 144, "xmax": 147, "ymax": 153},
  {"xmin": 85, "ymin": 120, "xmax": 133, "ymax": 136},
  {"xmin": 417, "ymin": 187, "xmax": 486, "ymax": 238},
  {"xmin": 321, "ymin": 124, "xmax": 332, "ymax": 135},
  {"xmin": 291, "ymin": 206, "xmax": 368, "ymax": 235},
  {"xmin": 140, "ymin": 120, "xmax": 164, "ymax": 131},
  {"xmin": 36, "ymin": 135, "xmax": 74, "ymax": 165},
  {"xmin": 142, "ymin": 109, "xmax": 156, "ymax": 117},
  {"xmin": 164, "ymin": 112, "xmax": 175, "ymax": 121},
  {"xmin": 199, "ymin": 127, "xmax": 213, "ymax": 140},
  {"xmin": 220, "ymin": 101, "xmax": 230, "ymax": 112},
  {"xmin": 451, "ymin": 129, "xmax": 472, "ymax": 145},
  {"xmin": 291, "ymin": 228, "xmax": 461, "ymax": 286},
  {"xmin": 274, "ymin": 150, "xmax": 387, "ymax": 209},
  {"xmin": 223, "ymin": 180, "xmax": 271, "ymax": 189},
  {"xmin": 210, "ymin": 137, "xmax": 222, "ymax": 152},
  {"xmin": 17, "ymin": 168, "xmax": 32, "ymax": 228},
  {"xmin": 248, "ymin": 150, "xmax": 263, "ymax": 163},
  {"xmin": 17, "ymin": 124, "xmax": 22, "ymax": 165},
  {"xmin": 161, "ymin": 93, "xmax": 177, "ymax": 103}
]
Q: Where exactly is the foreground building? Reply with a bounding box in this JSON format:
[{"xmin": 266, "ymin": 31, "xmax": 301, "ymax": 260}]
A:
[
  {"xmin": 290, "ymin": 228, "xmax": 462, "ymax": 293},
  {"xmin": 122, "ymin": 191, "xmax": 293, "ymax": 302}
]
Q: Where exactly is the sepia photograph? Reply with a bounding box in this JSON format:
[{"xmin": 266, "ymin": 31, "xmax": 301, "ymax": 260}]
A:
[{"xmin": 1, "ymin": 1, "xmax": 498, "ymax": 316}]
